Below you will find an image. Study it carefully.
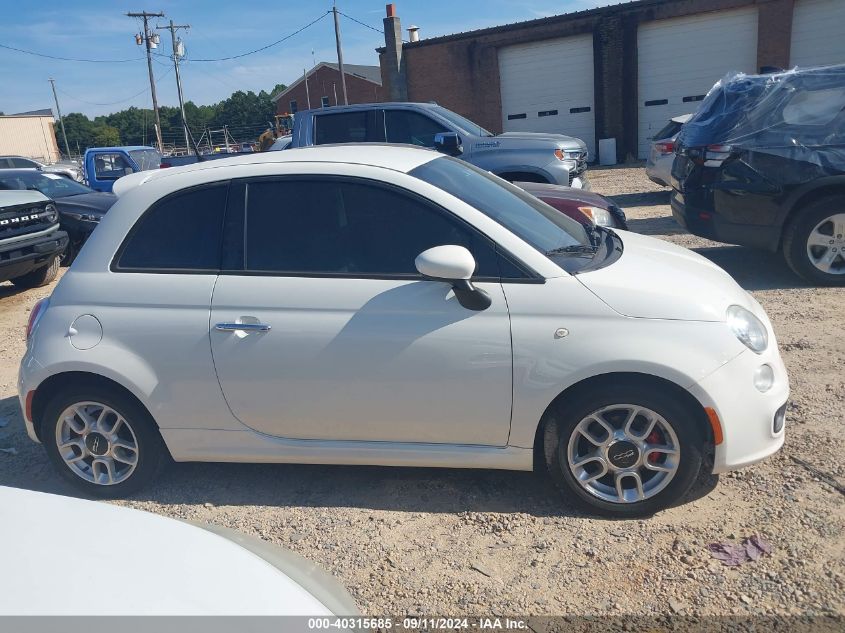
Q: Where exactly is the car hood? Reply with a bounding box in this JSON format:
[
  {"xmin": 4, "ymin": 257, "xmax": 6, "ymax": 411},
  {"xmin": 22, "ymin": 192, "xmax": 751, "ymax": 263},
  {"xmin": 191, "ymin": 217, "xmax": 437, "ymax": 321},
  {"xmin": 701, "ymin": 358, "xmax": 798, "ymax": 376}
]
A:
[
  {"xmin": 576, "ymin": 230, "xmax": 755, "ymax": 322},
  {"xmin": 494, "ymin": 132, "xmax": 587, "ymax": 152},
  {"xmin": 55, "ymin": 192, "xmax": 117, "ymax": 215},
  {"xmin": 0, "ymin": 190, "xmax": 49, "ymax": 208},
  {"xmin": 0, "ymin": 486, "xmax": 338, "ymax": 615},
  {"xmin": 518, "ymin": 182, "xmax": 612, "ymax": 208}
]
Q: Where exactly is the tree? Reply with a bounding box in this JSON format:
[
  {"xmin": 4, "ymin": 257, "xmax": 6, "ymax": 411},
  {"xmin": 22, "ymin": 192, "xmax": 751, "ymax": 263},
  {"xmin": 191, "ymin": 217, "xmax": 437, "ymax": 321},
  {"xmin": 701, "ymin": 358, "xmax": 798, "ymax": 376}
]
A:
[{"xmin": 91, "ymin": 124, "xmax": 120, "ymax": 146}]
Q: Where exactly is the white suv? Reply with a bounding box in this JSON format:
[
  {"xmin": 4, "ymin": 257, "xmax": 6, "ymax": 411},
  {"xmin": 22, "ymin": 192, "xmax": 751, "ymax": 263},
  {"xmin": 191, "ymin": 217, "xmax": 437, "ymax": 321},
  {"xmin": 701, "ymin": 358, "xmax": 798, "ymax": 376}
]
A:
[{"xmin": 19, "ymin": 145, "xmax": 788, "ymax": 516}]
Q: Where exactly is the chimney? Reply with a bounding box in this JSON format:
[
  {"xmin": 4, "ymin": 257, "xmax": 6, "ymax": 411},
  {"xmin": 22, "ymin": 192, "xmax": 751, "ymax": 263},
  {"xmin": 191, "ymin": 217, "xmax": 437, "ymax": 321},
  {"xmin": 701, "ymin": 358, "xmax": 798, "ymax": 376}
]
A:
[
  {"xmin": 407, "ymin": 25, "xmax": 420, "ymax": 43},
  {"xmin": 382, "ymin": 3, "xmax": 408, "ymax": 101}
]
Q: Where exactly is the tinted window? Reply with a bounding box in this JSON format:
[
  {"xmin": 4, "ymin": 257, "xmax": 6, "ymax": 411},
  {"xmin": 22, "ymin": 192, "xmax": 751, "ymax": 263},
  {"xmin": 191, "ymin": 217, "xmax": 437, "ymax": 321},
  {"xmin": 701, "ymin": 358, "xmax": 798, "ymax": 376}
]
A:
[
  {"xmin": 11, "ymin": 158, "xmax": 38, "ymax": 168},
  {"xmin": 244, "ymin": 178, "xmax": 500, "ymax": 277},
  {"xmin": 385, "ymin": 110, "xmax": 448, "ymax": 147},
  {"xmin": 411, "ymin": 157, "xmax": 590, "ymax": 259},
  {"xmin": 314, "ymin": 110, "xmax": 383, "ymax": 145},
  {"xmin": 117, "ymin": 184, "xmax": 227, "ymax": 271}
]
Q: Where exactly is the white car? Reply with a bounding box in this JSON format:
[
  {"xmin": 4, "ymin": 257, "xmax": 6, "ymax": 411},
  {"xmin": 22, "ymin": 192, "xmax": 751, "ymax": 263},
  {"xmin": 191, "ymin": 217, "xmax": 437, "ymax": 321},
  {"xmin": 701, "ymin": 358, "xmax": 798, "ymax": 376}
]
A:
[
  {"xmin": 0, "ymin": 155, "xmax": 82, "ymax": 181},
  {"xmin": 645, "ymin": 114, "xmax": 692, "ymax": 187},
  {"xmin": 18, "ymin": 145, "xmax": 788, "ymax": 517},
  {"xmin": 0, "ymin": 486, "xmax": 358, "ymax": 615}
]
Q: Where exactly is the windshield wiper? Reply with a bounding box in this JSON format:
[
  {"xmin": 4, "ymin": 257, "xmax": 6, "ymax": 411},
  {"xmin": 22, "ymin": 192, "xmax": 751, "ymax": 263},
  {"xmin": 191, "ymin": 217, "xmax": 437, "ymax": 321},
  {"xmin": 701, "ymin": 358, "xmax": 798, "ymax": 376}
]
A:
[{"xmin": 546, "ymin": 244, "xmax": 599, "ymax": 256}]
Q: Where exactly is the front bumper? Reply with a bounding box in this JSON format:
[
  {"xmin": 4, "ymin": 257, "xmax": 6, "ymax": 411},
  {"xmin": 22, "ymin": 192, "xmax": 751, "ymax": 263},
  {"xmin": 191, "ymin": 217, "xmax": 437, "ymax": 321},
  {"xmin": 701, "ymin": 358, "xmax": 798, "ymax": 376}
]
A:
[
  {"xmin": 0, "ymin": 229, "xmax": 68, "ymax": 283},
  {"xmin": 688, "ymin": 342, "xmax": 788, "ymax": 473}
]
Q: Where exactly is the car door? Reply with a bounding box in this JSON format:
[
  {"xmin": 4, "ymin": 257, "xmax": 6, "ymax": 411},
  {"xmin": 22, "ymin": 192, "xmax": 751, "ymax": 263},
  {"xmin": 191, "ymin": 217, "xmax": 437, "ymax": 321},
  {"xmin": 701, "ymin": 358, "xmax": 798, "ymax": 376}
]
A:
[{"xmin": 209, "ymin": 175, "xmax": 514, "ymax": 446}]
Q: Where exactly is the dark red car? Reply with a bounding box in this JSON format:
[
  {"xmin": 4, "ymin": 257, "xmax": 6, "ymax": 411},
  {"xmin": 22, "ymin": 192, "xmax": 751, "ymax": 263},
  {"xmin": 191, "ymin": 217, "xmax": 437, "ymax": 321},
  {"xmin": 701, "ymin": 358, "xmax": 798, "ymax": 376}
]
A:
[{"xmin": 516, "ymin": 182, "xmax": 628, "ymax": 230}]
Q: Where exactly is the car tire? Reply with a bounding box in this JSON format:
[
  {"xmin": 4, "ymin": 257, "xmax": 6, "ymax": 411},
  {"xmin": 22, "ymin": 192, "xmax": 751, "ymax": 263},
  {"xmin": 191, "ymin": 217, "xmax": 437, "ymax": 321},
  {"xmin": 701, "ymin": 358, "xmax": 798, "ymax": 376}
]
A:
[
  {"xmin": 11, "ymin": 256, "xmax": 60, "ymax": 289},
  {"xmin": 543, "ymin": 383, "xmax": 704, "ymax": 518},
  {"xmin": 41, "ymin": 385, "xmax": 167, "ymax": 498},
  {"xmin": 782, "ymin": 195, "xmax": 845, "ymax": 286}
]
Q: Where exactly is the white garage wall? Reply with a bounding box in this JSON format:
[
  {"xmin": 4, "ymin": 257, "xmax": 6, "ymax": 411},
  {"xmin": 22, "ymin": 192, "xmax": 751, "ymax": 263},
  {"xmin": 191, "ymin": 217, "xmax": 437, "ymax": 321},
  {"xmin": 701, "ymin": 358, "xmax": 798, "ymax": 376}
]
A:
[
  {"xmin": 636, "ymin": 8, "xmax": 759, "ymax": 158},
  {"xmin": 790, "ymin": 0, "xmax": 845, "ymax": 67},
  {"xmin": 498, "ymin": 35, "xmax": 596, "ymax": 158}
]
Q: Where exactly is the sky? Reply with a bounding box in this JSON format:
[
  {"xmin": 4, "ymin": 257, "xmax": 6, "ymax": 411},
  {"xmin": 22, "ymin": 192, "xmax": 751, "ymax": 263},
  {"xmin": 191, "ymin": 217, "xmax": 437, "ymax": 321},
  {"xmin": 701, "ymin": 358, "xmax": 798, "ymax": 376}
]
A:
[{"xmin": 0, "ymin": 0, "xmax": 611, "ymax": 119}]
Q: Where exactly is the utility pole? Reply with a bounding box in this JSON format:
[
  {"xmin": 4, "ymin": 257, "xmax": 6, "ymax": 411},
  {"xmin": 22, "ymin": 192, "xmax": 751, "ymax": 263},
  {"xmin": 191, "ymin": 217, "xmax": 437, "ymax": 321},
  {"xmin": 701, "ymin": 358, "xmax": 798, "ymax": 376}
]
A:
[
  {"xmin": 48, "ymin": 78, "xmax": 70, "ymax": 158},
  {"xmin": 157, "ymin": 20, "xmax": 191, "ymax": 154},
  {"xmin": 331, "ymin": 1, "xmax": 349, "ymax": 105},
  {"xmin": 127, "ymin": 11, "xmax": 165, "ymax": 152}
]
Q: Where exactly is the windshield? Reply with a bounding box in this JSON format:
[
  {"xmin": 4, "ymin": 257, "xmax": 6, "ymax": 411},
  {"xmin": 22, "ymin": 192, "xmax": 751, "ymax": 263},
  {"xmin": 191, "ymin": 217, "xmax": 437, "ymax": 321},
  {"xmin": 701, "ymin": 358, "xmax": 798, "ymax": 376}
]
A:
[
  {"xmin": 128, "ymin": 149, "xmax": 162, "ymax": 171},
  {"xmin": 410, "ymin": 157, "xmax": 591, "ymax": 261},
  {"xmin": 0, "ymin": 171, "xmax": 93, "ymax": 198},
  {"xmin": 431, "ymin": 106, "xmax": 494, "ymax": 137}
]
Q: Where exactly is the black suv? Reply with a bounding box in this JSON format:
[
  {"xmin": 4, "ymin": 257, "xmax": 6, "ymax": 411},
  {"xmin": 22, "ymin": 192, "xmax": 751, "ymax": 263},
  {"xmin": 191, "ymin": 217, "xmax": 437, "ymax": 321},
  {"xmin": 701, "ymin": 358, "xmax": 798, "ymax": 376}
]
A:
[
  {"xmin": 671, "ymin": 65, "xmax": 845, "ymax": 285},
  {"xmin": 0, "ymin": 191, "xmax": 67, "ymax": 289}
]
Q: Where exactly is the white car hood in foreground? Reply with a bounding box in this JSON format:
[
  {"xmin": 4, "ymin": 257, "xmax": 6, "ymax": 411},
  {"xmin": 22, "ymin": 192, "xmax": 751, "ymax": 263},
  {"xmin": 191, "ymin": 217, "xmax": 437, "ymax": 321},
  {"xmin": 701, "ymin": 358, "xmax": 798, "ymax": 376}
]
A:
[
  {"xmin": 0, "ymin": 190, "xmax": 49, "ymax": 208},
  {"xmin": 577, "ymin": 230, "xmax": 754, "ymax": 322},
  {"xmin": 0, "ymin": 486, "xmax": 335, "ymax": 615}
]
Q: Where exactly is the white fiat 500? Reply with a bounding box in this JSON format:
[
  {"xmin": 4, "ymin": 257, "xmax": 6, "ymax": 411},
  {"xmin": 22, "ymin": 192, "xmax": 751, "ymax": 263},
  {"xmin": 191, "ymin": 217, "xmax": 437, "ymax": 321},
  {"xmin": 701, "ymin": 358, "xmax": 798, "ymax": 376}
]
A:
[{"xmin": 19, "ymin": 146, "xmax": 788, "ymax": 516}]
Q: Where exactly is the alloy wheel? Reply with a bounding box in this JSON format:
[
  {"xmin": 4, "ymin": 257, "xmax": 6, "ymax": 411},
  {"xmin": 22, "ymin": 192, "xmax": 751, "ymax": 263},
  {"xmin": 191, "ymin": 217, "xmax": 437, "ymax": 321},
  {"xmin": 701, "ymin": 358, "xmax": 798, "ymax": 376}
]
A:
[
  {"xmin": 806, "ymin": 213, "xmax": 845, "ymax": 275},
  {"xmin": 566, "ymin": 404, "xmax": 680, "ymax": 503},
  {"xmin": 55, "ymin": 401, "xmax": 139, "ymax": 485}
]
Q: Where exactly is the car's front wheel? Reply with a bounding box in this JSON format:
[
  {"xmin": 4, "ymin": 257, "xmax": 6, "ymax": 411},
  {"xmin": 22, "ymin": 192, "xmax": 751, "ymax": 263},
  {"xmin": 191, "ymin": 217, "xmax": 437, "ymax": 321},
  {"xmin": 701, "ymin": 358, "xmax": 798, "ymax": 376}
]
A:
[
  {"xmin": 41, "ymin": 385, "xmax": 166, "ymax": 497},
  {"xmin": 783, "ymin": 195, "xmax": 845, "ymax": 285},
  {"xmin": 544, "ymin": 383, "xmax": 704, "ymax": 517},
  {"xmin": 11, "ymin": 255, "xmax": 60, "ymax": 289}
]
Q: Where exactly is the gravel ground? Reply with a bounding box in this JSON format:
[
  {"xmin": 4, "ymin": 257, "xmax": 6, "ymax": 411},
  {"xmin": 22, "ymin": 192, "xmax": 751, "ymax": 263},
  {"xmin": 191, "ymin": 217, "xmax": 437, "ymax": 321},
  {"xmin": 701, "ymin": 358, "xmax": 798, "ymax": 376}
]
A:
[{"xmin": 0, "ymin": 166, "xmax": 842, "ymax": 617}]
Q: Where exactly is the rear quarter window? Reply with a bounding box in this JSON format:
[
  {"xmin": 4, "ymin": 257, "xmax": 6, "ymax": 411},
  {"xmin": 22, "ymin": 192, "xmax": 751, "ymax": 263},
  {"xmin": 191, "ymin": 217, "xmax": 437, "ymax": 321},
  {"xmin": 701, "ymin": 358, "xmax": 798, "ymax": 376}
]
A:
[
  {"xmin": 114, "ymin": 183, "xmax": 228, "ymax": 272},
  {"xmin": 314, "ymin": 110, "xmax": 383, "ymax": 144}
]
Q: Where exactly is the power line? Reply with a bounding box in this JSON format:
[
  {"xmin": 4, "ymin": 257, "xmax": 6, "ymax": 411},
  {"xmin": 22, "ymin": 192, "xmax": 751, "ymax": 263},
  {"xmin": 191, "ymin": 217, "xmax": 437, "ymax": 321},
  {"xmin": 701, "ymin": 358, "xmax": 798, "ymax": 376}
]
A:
[
  {"xmin": 186, "ymin": 11, "xmax": 330, "ymax": 62},
  {"xmin": 0, "ymin": 42, "xmax": 141, "ymax": 63},
  {"xmin": 338, "ymin": 10, "xmax": 410, "ymax": 42},
  {"xmin": 56, "ymin": 66, "xmax": 173, "ymax": 107}
]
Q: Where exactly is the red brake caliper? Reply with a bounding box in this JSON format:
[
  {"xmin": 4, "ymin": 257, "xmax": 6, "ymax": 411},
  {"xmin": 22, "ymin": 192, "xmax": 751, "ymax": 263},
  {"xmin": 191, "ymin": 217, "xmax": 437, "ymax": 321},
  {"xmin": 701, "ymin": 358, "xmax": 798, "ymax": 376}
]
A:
[{"xmin": 646, "ymin": 430, "xmax": 663, "ymax": 463}]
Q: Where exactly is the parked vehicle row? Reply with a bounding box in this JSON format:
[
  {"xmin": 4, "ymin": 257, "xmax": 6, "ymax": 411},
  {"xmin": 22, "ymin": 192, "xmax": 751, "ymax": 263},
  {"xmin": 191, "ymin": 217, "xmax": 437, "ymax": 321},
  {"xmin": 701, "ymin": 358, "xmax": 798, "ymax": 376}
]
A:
[
  {"xmin": 0, "ymin": 169, "xmax": 116, "ymax": 264},
  {"xmin": 19, "ymin": 146, "xmax": 787, "ymax": 518}
]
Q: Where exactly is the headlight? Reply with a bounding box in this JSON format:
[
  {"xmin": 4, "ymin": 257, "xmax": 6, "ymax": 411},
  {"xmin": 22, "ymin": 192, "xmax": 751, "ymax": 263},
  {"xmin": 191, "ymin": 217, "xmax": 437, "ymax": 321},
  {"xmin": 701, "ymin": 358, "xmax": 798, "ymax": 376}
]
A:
[
  {"xmin": 578, "ymin": 206, "xmax": 613, "ymax": 226},
  {"xmin": 44, "ymin": 203, "xmax": 58, "ymax": 224},
  {"xmin": 726, "ymin": 305, "xmax": 768, "ymax": 353},
  {"xmin": 553, "ymin": 149, "xmax": 582, "ymax": 161}
]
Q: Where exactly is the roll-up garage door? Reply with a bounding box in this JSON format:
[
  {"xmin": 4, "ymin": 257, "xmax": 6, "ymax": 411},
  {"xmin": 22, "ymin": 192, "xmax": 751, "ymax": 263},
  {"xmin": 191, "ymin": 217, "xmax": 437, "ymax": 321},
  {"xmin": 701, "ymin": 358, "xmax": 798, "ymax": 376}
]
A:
[
  {"xmin": 498, "ymin": 35, "xmax": 596, "ymax": 158},
  {"xmin": 790, "ymin": 0, "xmax": 845, "ymax": 67},
  {"xmin": 637, "ymin": 8, "xmax": 759, "ymax": 158}
]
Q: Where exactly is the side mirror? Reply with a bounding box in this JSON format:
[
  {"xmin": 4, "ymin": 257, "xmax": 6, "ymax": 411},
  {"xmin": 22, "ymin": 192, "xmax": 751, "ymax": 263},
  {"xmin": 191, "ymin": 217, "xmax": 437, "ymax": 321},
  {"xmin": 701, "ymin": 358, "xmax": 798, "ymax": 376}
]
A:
[
  {"xmin": 434, "ymin": 132, "xmax": 463, "ymax": 156},
  {"xmin": 415, "ymin": 245, "xmax": 492, "ymax": 311}
]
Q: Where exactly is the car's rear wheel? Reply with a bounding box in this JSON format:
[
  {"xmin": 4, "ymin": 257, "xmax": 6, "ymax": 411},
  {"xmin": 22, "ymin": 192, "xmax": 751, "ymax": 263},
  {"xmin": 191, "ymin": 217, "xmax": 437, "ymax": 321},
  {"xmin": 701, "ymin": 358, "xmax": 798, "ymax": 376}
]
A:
[
  {"xmin": 783, "ymin": 195, "xmax": 845, "ymax": 285},
  {"xmin": 11, "ymin": 255, "xmax": 60, "ymax": 289},
  {"xmin": 41, "ymin": 386, "xmax": 166, "ymax": 497},
  {"xmin": 544, "ymin": 383, "xmax": 704, "ymax": 517}
]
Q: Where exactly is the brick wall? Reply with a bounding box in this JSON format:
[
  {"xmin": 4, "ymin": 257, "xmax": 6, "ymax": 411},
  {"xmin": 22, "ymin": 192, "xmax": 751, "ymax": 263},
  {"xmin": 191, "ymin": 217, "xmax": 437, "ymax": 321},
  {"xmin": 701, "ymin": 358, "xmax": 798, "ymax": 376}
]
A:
[
  {"xmin": 380, "ymin": 0, "xmax": 795, "ymax": 161},
  {"xmin": 275, "ymin": 65, "xmax": 384, "ymax": 115}
]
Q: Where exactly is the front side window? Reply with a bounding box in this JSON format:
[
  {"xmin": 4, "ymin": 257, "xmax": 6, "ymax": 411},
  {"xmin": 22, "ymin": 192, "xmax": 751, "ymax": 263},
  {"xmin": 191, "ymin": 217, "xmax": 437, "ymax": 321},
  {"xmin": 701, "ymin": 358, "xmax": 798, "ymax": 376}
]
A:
[
  {"xmin": 314, "ymin": 110, "xmax": 383, "ymax": 145},
  {"xmin": 115, "ymin": 184, "xmax": 227, "ymax": 271},
  {"xmin": 242, "ymin": 178, "xmax": 500, "ymax": 277},
  {"xmin": 93, "ymin": 153, "xmax": 130, "ymax": 180},
  {"xmin": 385, "ymin": 110, "xmax": 449, "ymax": 147},
  {"xmin": 410, "ymin": 157, "xmax": 590, "ymax": 259},
  {"xmin": 11, "ymin": 158, "xmax": 38, "ymax": 168}
]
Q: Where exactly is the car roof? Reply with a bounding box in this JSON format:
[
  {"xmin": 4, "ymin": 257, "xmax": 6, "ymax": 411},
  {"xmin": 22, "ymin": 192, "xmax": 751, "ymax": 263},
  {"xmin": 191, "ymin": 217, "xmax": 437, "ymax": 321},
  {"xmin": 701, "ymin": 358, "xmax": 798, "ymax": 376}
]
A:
[
  {"xmin": 296, "ymin": 102, "xmax": 439, "ymax": 116},
  {"xmin": 85, "ymin": 146, "xmax": 156, "ymax": 153},
  {"xmin": 112, "ymin": 144, "xmax": 442, "ymax": 195}
]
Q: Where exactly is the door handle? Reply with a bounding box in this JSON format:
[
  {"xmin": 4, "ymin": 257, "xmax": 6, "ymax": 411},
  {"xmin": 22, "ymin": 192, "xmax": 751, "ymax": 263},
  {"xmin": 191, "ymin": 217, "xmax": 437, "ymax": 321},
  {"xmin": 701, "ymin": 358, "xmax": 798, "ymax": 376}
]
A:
[{"xmin": 214, "ymin": 322, "xmax": 271, "ymax": 332}]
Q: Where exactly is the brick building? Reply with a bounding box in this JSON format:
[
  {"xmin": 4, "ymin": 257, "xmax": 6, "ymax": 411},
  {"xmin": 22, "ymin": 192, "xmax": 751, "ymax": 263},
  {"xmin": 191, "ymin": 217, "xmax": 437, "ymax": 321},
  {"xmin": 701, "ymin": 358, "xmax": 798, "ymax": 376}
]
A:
[
  {"xmin": 272, "ymin": 62, "xmax": 384, "ymax": 116},
  {"xmin": 377, "ymin": 0, "xmax": 845, "ymax": 161}
]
